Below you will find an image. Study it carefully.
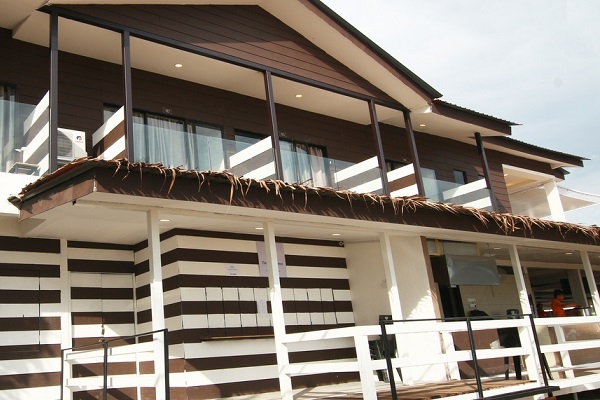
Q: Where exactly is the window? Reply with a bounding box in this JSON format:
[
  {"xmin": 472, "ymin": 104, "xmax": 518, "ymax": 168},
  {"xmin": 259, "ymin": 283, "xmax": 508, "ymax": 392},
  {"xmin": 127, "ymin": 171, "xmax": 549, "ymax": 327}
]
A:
[
  {"xmin": 0, "ymin": 84, "xmax": 16, "ymax": 172},
  {"xmin": 103, "ymin": 106, "xmax": 223, "ymax": 171},
  {"xmin": 453, "ymin": 170, "xmax": 467, "ymax": 185},
  {"xmin": 235, "ymin": 131, "xmax": 329, "ymax": 187}
]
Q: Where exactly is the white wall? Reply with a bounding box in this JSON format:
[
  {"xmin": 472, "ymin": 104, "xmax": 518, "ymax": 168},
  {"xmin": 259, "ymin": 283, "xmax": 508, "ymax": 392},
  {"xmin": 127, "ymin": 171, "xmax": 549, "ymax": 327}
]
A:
[
  {"xmin": 0, "ymin": 172, "xmax": 38, "ymax": 215},
  {"xmin": 345, "ymin": 241, "xmax": 390, "ymax": 326},
  {"xmin": 459, "ymin": 273, "xmax": 521, "ymax": 317}
]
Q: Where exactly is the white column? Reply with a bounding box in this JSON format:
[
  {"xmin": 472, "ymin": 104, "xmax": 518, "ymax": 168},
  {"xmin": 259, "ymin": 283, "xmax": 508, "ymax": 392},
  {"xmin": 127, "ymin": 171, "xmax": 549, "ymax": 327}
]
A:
[
  {"xmin": 567, "ymin": 269, "xmax": 588, "ymax": 308},
  {"xmin": 543, "ymin": 180, "xmax": 566, "ymax": 222},
  {"xmin": 508, "ymin": 245, "xmax": 532, "ymax": 314},
  {"xmin": 263, "ymin": 222, "xmax": 293, "ymax": 400},
  {"xmin": 581, "ymin": 251, "xmax": 600, "ymax": 314},
  {"xmin": 59, "ymin": 239, "xmax": 73, "ymax": 399},
  {"xmin": 380, "ymin": 232, "xmax": 403, "ymax": 320},
  {"xmin": 147, "ymin": 210, "xmax": 166, "ymax": 400}
]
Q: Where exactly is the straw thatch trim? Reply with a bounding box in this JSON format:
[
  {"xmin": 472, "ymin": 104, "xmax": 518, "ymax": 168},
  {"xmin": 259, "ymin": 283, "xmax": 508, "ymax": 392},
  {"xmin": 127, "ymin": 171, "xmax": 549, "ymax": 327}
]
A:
[{"xmin": 10, "ymin": 157, "xmax": 600, "ymax": 243}]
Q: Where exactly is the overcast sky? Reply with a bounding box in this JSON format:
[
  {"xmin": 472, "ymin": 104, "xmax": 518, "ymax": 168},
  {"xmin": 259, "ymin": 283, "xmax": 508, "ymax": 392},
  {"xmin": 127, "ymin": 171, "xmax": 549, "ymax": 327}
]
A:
[{"xmin": 321, "ymin": 0, "xmax": 600, "ymax": 226}]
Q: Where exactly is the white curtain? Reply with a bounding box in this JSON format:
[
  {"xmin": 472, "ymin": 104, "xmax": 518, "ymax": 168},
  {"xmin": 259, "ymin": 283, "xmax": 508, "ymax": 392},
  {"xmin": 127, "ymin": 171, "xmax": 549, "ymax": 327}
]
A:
[{"xmin": 0, "ymin": 86, "xmax": 16, "ymax": 172}]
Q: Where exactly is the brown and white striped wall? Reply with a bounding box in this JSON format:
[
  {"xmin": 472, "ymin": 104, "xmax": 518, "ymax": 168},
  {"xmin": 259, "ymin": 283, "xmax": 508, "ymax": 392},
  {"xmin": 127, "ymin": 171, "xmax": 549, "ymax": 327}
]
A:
[
  {"xmin": 134, "ymin": 228, "xmax": 357, "ymax": 399},
  {"xmin": 0, "ymin": 227, "xmax": 357, "ymax": 400}
]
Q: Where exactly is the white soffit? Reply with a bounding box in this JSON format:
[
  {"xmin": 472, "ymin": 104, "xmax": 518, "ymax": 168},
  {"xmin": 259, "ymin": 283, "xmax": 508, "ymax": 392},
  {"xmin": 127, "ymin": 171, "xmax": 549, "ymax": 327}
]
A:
[
  {"xmin": 261, "ymin": 0, "xmax": 431, "ymax": 112},
  {"xmin": 0, "ymin": 0, "xmax": 48, "ymax": 30},
  {"xmin": 10, "ymin": 1, "xmax": 511, "ymax": 139},
  {"xmin": 487, "ymin": 142, "xmax": 581, "ymax": 169}
]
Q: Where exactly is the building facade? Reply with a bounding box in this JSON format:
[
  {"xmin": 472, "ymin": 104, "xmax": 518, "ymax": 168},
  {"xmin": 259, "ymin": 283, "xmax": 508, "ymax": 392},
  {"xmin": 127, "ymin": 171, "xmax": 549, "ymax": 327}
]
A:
[{"xmin": 1, "ymin": 1, "xmax": 600, "ymax": 400}]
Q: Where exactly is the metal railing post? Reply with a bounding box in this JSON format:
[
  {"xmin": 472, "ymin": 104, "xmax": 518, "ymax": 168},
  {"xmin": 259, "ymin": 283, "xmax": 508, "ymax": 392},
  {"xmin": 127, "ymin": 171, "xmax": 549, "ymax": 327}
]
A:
[
  {"xmin": 163, "ymin": 329, "xmax": 170, "ymax": 400},
  {"xmin": 465, "ymin": 318, "xmax": 484, "ymax": 399},
  {"xmin": 527, "ymin": 314, "xmax": 554, "ymax": 396},
  {"xmin": 380, "ymin": 320, "xmax": 399, "ymax": 400},
  {"xmin": 60, "ymin": 348, "xmax": 65, "ymax": 400},
  {"xmin": 103, "ymin": 340, "xmax": 108, "ymax": 400}
]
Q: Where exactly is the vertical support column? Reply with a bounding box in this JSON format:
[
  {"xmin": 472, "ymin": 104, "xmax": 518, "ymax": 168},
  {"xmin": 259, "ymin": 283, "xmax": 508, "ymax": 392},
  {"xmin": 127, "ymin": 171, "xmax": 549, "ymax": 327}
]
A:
[
  {"xmin": 263, "ymin": 71, "xmax": 284, "ymax": 181},
  {"xmin": 263, "ymin": 221, "xmax": 292, "ymax": 400},
  {"xmin": 49, "ymin": 10, "xmax": 59, "ymax": 173},
  {"xmin": 379, "ymin": 232, "xmax": 403, "ymax": 319},
  {"xmin": 474, "ymin": 132, "xmax": 499, "ymax": 212},
  {"xmin": 508, "ymin": 244, "xmax": 541, "ymax": 383},
  {"xmin": 369, "ymin": 101, "xmax": 390, "ymax": 196},
  {"xmin": 59, "ymin": 239, "xmax": 72, "ymax": 399},
  {"xmin": 581, "ymin": 251, "xmax": 600, "ymax": 314},
  {"xmin": 402, "ymin": 110, "xmax": 425, "ymax": 196},
  {"xmin": 567, "ymin": 269, "xmax": 588, "ymax": 309},
  {"xmin": 543, "ymin": 180, "xmax": 566, "ymax": 222},
  {"xmin": 509, "ymin": 244, "xmax": 532, "ymax": 315},
  {"xmin": 147, "ymin": 210, "xmax": 167, "ymax": 400},
  {"xmin": 122, "ymin": 30, "xmax": 134, "ymax": 161}
]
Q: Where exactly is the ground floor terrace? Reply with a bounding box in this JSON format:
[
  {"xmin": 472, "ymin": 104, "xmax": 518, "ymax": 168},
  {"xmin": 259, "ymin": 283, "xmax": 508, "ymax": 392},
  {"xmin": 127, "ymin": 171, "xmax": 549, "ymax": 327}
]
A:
[{"xmin": 2, "ymin": 159, "xmax": 600, "ymax": 400}]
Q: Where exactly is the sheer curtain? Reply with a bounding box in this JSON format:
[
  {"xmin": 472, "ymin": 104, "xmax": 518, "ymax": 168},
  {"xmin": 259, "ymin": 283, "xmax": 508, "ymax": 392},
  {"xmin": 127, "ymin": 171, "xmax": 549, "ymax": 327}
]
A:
[{"xmin": 144, "ymin": 115, "xmax": 186, "ymax": 168}]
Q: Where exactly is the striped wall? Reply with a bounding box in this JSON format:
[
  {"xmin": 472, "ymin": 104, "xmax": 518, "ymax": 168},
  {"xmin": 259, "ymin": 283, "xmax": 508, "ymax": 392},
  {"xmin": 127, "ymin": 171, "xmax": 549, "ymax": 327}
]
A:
[
  {"xmin": 135, "ymin": 228, "xmax": 358, "ymax": 399},
  {"xmin": 0, "ymin": 236, "xmax": 61, "ymax": 400},
  {"xmin": 66, "ymin": 241, "xmax": 138, "ymax": 400}
]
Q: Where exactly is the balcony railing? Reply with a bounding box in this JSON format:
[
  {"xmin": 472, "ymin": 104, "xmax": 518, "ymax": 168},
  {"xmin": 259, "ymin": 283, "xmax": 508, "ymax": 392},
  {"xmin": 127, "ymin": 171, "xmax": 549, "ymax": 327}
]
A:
[
  {"xmin": 1, "ymin": 92, "xmax": 86, "ymax": 177},
  {"xmin": 103, "ymin": 123, "xmax": 496, "ymax": 209},
  {"xmin": 424, "ymin": 177, "xmax": 492, "ymax": 210}
]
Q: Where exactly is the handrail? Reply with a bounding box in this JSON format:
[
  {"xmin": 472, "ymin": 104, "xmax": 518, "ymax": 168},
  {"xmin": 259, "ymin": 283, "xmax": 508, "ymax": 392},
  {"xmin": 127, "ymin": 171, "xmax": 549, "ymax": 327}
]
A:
[
  {"xmin": 60, "ymin": 328, "xmax": 169, "ymax": 400},
  {"xmin": 380, "ymin": 315, "xmax": 553, "ymax": 400}
]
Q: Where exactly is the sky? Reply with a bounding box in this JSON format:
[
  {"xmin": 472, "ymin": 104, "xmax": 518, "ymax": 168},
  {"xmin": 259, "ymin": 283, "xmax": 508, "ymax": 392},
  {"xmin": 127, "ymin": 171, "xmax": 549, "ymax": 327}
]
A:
[{"xmin": 321, "ymin": 0, "xmax": 600, "ymax": 226}]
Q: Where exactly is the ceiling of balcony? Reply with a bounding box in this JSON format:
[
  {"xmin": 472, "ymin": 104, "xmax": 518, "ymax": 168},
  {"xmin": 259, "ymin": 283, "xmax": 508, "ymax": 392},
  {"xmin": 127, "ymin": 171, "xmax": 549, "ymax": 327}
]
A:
[{"xmin": 6, "ymin": 3, "xmax": 513, "ymax": 144}]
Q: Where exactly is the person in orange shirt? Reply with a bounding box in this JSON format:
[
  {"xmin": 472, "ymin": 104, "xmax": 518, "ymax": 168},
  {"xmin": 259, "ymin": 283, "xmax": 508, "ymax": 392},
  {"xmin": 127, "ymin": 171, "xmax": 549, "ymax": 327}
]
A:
[{"xmin": 551, "ymin": 289, "xmax": 566, "ymax": 317}]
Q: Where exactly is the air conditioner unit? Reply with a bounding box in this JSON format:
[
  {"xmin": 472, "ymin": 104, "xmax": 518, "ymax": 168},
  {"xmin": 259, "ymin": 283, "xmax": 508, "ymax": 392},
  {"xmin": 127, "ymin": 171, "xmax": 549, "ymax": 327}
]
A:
[{"xmin": 57, "ymin": 128, "xmax": 86, "ymax": 163}]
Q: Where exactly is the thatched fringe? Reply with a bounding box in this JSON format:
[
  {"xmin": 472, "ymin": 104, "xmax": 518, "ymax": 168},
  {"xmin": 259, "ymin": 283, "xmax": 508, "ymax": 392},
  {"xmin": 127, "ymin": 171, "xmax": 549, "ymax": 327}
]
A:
[{"xmin": 12, "ymin": 157, "xmax": 600, "ymax": 243}]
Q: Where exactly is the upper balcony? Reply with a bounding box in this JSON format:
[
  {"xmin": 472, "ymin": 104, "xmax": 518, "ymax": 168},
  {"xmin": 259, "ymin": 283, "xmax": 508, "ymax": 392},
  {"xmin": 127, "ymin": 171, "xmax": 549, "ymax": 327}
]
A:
[{"xmin": 0, "ymin": 4, "xmax": 589, "ymax": 218}]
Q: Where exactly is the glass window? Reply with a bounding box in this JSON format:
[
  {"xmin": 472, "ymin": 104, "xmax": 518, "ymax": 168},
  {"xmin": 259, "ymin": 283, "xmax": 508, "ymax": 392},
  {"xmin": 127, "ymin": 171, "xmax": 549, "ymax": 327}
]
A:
[
  {"xmin": 0, "ymin": 84, "xmax": 16, "ymax": 172},
  {"xmin": 235, "ymin": 131, "xmax": 329, "ymax": 187},
  {"xmin": 454, "ymin": 170, "xmax": 467, "ymax": 185},
  {"xmin": 103, "ymin": 105, "xmax": 223, "ymax": 171}
]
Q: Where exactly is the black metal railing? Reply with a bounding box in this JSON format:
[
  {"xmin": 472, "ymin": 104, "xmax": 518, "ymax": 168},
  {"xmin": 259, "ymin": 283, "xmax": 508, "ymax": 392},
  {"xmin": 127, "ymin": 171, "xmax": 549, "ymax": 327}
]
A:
[
  {"xmin": 60, "ymin": 329, "xmax": 169, "ymax": 400},
  {"xmin": 379, "ymin": 315, "xmax": 555, "ymax": 400}
]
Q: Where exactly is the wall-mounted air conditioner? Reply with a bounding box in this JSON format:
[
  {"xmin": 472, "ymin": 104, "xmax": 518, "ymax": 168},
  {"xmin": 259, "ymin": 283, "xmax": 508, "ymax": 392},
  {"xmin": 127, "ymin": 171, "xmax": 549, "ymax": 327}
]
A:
[{"xmin": 57, "ymin": 128, "xmax": 86, "ymax": 163}]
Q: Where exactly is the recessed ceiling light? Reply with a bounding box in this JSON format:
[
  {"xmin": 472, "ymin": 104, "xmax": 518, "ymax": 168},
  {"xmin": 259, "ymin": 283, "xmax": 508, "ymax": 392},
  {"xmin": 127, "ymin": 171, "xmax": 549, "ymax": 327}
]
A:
[
  {"xmin": 295, "ymin": 94, "xmax": 303, "ymax": 98},
  {"xmin": 493, "ymin": 247, "xmax": 501, "ymax": 250},
  {"xmin": 332, "ymin": 233, "xmax": 341, "ymax": 236},
  {"xmin": 159, "ymin": 219, "xmax": 170, "ymax": 222},
  {"xmin": 255, "ymin": 227, "xmax": 264, "ymax": 230},
  {"xmin": 174, "ymin": 63, "xmax": 183, "ymax": 68},
  {"xmin": 419, "ymin": 124, "xmax": 426, "ymax": 127},
  {"xmin": 565, "ymin": 252, "xmax": 573, "ymax": 255}
]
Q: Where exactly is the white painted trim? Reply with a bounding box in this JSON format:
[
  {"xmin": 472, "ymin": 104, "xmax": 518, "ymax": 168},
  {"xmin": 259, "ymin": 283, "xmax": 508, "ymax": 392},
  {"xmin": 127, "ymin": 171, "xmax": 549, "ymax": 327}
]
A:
[
  {"xmin": 442, "ymin": 178, "xmax": 487, "ymax": 199},
  {"xmin": 386, "ymin": 163, "xmax": 414, "ymax": 181},
  {"xmin": 147, "ymin": 210, "xmax": 166, "ymax": 400},
  {"xmin": 390, "ymin": 184, "xmax": 418, "ymax": 198},
  {"xmin": 229, "ymin": 136, "xmax": 272, "ymax": 168},
  {"xmin": 22, "ymin": 121, "xmax": 49, "ymax": 163},
  {"xmin": 92, "ymin": 106, "xmax": 124, "ymax": 145},
  {"xmin": 462, "ymin": 196, "xmax": 492, "ymax": 209},
  {"xmin": 102, "ymin": 136, "xmax": 126, "ymax": 160},
  {"xmin": 238, "ymin": 161, "xmax": 276, "ymax": 180},
  {"xmin": 544, "ymin": 180, "xmax": 566, "ymax": 222},
  {"xmin": 347, "ymin": 176, "xmax": 382, "ymax": 194},
  {"xmin": 334, "ymin": 156, "xmax": 378, "ymax": 183},
  {"xmin": 23, "ymin": 91, "xmax": 49, "ymax": 133},
  {"xmin": 263, "ymin": 221, "xmax": 293, "ymax": 400}
]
